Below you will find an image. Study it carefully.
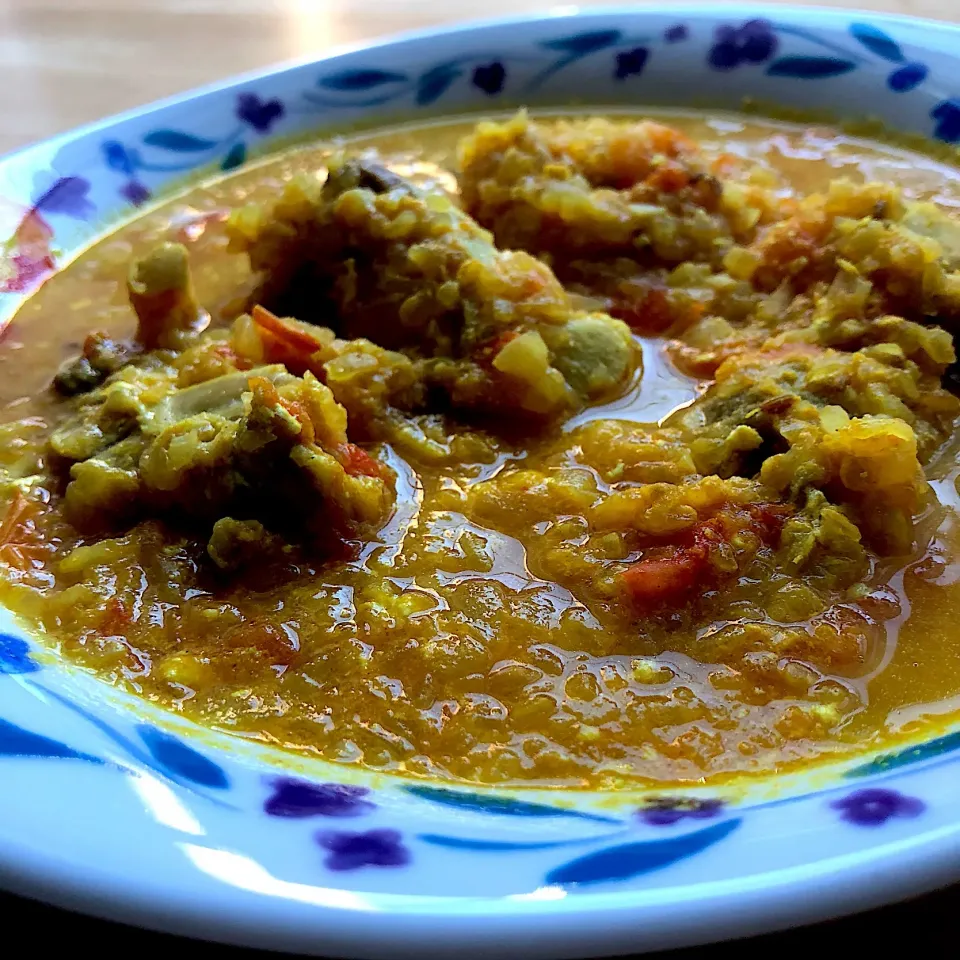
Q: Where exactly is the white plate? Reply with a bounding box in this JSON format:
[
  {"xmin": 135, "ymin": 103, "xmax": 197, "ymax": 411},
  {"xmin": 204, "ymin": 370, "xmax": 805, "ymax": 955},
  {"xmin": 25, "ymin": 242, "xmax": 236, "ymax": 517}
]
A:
[{"xmin": 2, "ymin": 5, "xmax": 960, "ymax": 957}]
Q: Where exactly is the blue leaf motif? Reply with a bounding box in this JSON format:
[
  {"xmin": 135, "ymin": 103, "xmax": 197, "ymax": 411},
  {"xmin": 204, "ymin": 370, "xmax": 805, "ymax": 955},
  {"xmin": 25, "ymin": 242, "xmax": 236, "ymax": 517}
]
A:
[
  {"xmin": 415, "ymin": 64, "xmax": 462, "ymax": 106},
  {"xmin": 545, "ymin": 819, "xmax": 741, "ymax": 886},
  {"xmin": 302, "ymin": 91, "xmax": 402, "ymax": 110},
  {"xmin": 766, "ymin": 56, "xmax": 857, "ymax": 79},
  {"xmin": 846, "ymin": 728, "xmax": 960, "ymax": 777},
  {"xmin": 850, "ymin": 22, "xmax": 904, "ymax": 63},
  {"xmin": 0, "ymin": 718, "xmax": 102, "ymax": 764},
  {"xmin": 541, "ymin": 29, "xmax": 622, "ymax": 56},
  {"xmin": 317, "ymin": 68, "xmax": 409, "ymax": 91},
  {"xmin": 102, "ymin": 140, "xmax": 137, "ymax": 176},
  {"xmin": 221, "ymin": 142, "xmax": 247, "ymax": 171},
  {"xmin": 887, "ymin": 62, "xmax": 928, "ymax": 92},
  {"xmin": 0, "ymin": 633, "xmax": 39, "ymax": 675},
  {"xmin": 142, "ymin": 130, "xmax": 220, "ymax": 152},
  {"xmin": 138, "ymin": 725, "xmax": 229, "ymax": 788},
  {"xmin": 405, "ymin": 785, "xmax": 618, "ymax": 822},
  {"xmin": 419, "ymin": 833, "xmax": 595, "ymax": 851}
]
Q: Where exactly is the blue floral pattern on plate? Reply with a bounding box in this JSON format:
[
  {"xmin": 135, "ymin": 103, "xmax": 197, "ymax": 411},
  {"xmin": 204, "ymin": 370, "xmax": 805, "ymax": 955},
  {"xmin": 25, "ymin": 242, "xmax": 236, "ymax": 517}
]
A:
[
  {"xmin": 0, "ymin": 628, "xmax": 952, "ymax": 881},
  {"xmin": 0, "ymin": 632, "xmax": 39, "ymax": 674},
  {"xmin": 832, "ymin": 788, "xmax": 925, "ymax": 827},
  {"xmin": 2, "ymin": 8, "xmax": 960, "ymax": 954},
  {"xmin": 101, "ymin": 92, "xmax": 286, "ymax": 206},
  {"xmin": 66, "ymin": 17, "xmax": 960, "ymax": 215}
]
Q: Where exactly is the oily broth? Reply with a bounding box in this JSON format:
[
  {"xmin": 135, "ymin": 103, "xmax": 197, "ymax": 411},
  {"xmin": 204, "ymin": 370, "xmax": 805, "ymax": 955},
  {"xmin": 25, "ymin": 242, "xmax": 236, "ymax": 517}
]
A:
[{"xmin": 3, "ymin": 111, "xmax": 960, "ymax": 786}]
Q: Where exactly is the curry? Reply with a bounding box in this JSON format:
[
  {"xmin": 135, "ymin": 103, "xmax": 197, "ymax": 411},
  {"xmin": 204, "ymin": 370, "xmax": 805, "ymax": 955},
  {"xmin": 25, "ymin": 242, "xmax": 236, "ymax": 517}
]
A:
[{"xmin": 3, "ymin": 110, "xmax": 960, "ymax": 788}]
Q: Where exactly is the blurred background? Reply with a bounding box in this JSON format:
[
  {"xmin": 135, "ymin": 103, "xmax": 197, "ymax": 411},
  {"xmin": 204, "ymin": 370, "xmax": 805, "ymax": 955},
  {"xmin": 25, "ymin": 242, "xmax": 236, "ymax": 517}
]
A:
[
  {"xmin": 1, "ymin": 0, "xmax": 951, "ymax": 154},
  {"xmin": 0, "ymin": 0, "xmax": 955, "ymax": 952}
]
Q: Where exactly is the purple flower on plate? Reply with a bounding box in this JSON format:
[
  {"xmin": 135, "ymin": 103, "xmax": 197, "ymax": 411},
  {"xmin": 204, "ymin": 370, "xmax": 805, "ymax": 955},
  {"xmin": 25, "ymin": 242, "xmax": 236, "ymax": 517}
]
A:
[
  {"xmin": 264, "ymin": 778, "xmax": 375, "ymax": 818},
  {"xmin": 236, "ymin": 93, "xmax": 285, "ymax": 133},
  {"xmin": 831, "ymin": 788, "xmax": 924, "ymax": 827},
  {"xmin": 120, "ymin": 180, "xmax": 151, "ymax": 207},
  {"xmin": 31, "ymin": 174, "xmax": 94, "ymax": 220},
  {"xmin": 664, "ymin": 24, "xmax": 689, "ymax": 44},
  {"xmin": 317, "ymin": 829, "xmax": 410, "ymax": 871},
  {"xmin": 636, "ymin": 797, "xmax": 724, "ymax": 826},
  {"xmin": 932, "ymin": 99, "xmax": 960, "ymax": 143},
  {"xmin": 472, "ymin": 62, "xmax": 506, "ymax": 95},
  {"xmin": 708, "ymin": 19, "xmax": 779, "ymax": 71},
  {"xmin": 614, "ymin": 47, "xmax": 650, "ymax": 81}
]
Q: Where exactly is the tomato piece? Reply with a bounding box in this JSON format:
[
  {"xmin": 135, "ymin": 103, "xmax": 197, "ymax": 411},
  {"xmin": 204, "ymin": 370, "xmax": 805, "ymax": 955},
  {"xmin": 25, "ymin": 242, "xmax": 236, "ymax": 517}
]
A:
[
  {"xmin": 746, "ymin": 503, "xmax": 793, "ymax": 541},
  {"xmin": 620, "ymin": 501, "xmax": 792, "ymax": 610},
  {"xmin": 611, "ymin": 286, "xmax": 675, "ymax": 334},
  {"xmin": 645, "ymin": 161, "xmax": 691, "ymax": 193},
  {"xmin": 0, "ymin": 489, "xmax": 47, "ymax": 571},
  {"xmin": 339, "ymin": 442, "xmax": 383, "ymax": 479},
  {"xmin": 644, "ymin": 122, "xmax": 697, "ymax": 158},
  {"xmin": 248, "ymin": 375, "xmax": 317, "ymax": 443},
  {"xmin": 709, "ymin": 152, "xmax": 740, "ymax": 178},
  {"xmin": 101, "ymin": 597, "xmax": 131, "ymax": 632},
  {"xmin": 247, "ymin": 375, "xmax": 280, "ymax": 406},
  {"xmin": 279, "ymin": 399, "xmax": 316, "ymax": 444},
  {"xmin": 479, "ymin": 329, "xmax": 520, "ymax": 366},
  {"xmin": 250, "ymin": 303, "xmax": 323, "ymax": 359},
  {"xmin": 211, "ymin": 342, "xmax": 246, "ymax": 368},
  {"xmin": 621, "ymin": 550, "xmax": 705, "ymax": 606},
  {"xmin": 610, "ymin": 283, "xmax": 704, "ymax": 336},
  {"xmin": 665, "ymin": 335, "xmax": 767, "ymax": 379},
  {"xmin": 0, "ymin": 490, "xmax": 28, "ymax": 545}
]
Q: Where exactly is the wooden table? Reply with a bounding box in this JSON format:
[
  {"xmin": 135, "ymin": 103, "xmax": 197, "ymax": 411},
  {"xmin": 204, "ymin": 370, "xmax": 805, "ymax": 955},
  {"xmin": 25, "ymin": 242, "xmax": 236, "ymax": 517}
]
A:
[
  {"xmin": 2, "ymin": 0, "xmax": 957, "ymax": 155},
  {"xmin": 0, "ymin": 0, "xmax": 956, "ymax": 954}
]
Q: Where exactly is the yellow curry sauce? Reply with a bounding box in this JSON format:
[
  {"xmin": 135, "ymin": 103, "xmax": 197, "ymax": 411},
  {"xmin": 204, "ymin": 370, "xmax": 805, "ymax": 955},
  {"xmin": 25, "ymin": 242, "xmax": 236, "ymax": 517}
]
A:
[{"xmin": 3, "ymin": 111, "xmax": 960, "ymax": 788}]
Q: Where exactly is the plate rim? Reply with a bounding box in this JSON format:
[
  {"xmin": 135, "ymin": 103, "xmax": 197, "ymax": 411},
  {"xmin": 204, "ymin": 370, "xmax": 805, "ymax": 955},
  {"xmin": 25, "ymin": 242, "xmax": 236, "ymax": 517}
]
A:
[{"xmin": 3, "ymin": 4, "xmax": 960, "ymax": 956}]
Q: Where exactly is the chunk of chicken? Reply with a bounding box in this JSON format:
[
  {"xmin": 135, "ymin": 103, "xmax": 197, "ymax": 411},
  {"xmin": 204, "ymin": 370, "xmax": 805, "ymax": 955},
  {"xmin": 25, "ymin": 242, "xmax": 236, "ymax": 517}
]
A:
[
  {"xmin": 226, "ymin": 158, "xmax": 638, "ymax": 420},
  {"xmin": 55, "ymin": 362, "xmax": 395, "ymax": 557},
  {"xmin": 457, "ymin": 111, "xmax": 781, "ymax": 269}
]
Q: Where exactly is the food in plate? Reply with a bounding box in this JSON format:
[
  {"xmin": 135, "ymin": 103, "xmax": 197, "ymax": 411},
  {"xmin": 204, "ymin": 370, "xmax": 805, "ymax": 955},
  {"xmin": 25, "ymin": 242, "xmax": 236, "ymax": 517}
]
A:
[{"xmin": 2, "ymin": 109, "xmax": 960, "ymax": 787}]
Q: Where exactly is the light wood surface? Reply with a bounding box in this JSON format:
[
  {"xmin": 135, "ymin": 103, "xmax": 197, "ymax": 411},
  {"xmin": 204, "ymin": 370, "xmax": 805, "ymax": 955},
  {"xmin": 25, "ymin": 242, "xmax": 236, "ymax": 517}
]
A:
[
  {"xmin": 1, "ymin": 0, "xmax": 957, "ymax": 155},
  {"xmin": 0, "ymin": 0, "xmax": 956, "ymax": 954}
]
